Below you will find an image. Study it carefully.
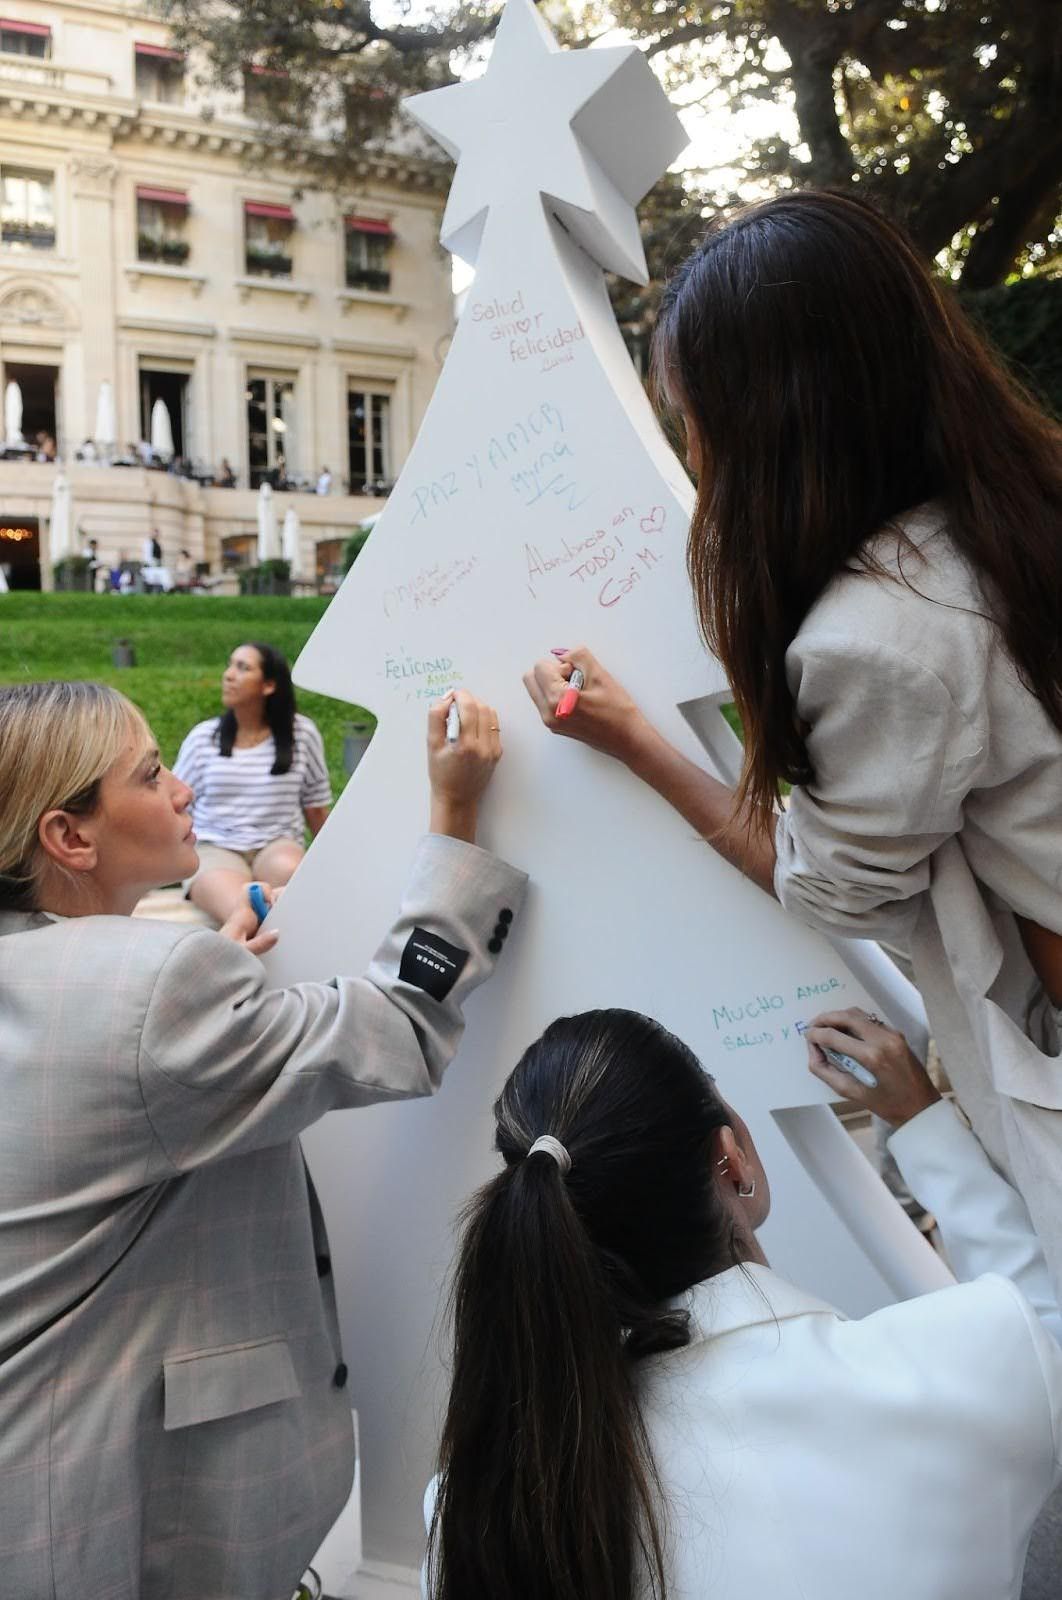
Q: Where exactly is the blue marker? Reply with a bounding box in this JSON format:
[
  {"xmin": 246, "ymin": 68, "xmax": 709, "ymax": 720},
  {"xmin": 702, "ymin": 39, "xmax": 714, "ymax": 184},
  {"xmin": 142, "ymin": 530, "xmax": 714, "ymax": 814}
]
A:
[
  {"xmin": 796, "ymin": 1020, "xmax": 878, "ymax": 1089},
  {"xmin": 248, "ymin": 882, "xmax": 270, "ymax": 926}
]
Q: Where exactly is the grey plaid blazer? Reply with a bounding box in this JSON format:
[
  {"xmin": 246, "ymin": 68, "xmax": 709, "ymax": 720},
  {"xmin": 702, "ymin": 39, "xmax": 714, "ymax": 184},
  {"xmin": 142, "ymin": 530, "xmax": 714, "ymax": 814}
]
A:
[{"xmin": 0, "ymin": 834, "xmax": 525, "ymax": 1600}]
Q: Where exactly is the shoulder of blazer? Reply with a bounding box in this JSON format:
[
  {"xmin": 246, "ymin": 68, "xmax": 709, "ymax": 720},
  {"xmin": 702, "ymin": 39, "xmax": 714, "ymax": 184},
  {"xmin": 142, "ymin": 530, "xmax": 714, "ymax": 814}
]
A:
[{"xmin": 0, "ymin": 909, "xmax": 214, "ymax": 983}]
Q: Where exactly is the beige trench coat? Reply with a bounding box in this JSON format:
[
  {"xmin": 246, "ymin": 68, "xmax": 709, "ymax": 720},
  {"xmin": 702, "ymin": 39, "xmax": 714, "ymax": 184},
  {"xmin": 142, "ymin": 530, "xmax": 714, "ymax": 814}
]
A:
[{"xmin": 774, "ymin": 504, "xmax": 1062, "ymax": 1293}]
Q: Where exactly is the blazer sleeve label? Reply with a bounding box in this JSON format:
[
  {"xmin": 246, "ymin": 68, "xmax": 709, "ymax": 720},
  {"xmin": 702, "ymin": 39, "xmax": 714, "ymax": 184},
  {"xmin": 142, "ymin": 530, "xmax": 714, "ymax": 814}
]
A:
[{"xmin": 399, "ymin": 926, "xmax": 469, "ymax": 1001}]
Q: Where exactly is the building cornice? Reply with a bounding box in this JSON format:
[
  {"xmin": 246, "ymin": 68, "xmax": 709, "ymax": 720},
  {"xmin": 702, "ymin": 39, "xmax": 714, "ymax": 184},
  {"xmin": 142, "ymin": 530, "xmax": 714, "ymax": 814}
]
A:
[{"xmin": 0, "ymin": 73, "xmax": 449, "ymax": 196}]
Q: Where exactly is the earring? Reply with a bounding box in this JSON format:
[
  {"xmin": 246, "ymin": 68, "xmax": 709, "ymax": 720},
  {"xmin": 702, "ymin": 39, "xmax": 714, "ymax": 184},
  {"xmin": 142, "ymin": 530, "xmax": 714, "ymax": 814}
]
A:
[
  {"xmin": 737, "ymin": 1179, "xmax": 756, "ymax": 1200},
  {"xmin": 716, "ymin": 1156, "xmax": 730, "ymax": 1177}
]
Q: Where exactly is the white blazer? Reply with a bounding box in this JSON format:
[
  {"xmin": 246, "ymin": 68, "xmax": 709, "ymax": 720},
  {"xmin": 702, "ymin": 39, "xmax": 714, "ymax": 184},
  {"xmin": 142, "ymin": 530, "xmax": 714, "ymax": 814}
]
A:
[
  {"xmin": 425, "ymin": 1101, "xmax": 1062, "ymax": 1599},
  {"xmin": 638, "ymin": 1101, "xmax": 1062, "ymax": 1599}
]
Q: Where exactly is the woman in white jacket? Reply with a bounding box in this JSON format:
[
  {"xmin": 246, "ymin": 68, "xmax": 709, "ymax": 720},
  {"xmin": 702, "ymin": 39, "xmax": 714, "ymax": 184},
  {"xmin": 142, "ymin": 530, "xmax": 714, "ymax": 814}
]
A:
[
  {"xmin": 425, "ymin": 1006, "xmax": 1061, "ymax": 1600},
  {"xmin": 524, "ymin": 189, "xmax": 1062, "ymax": 1299}
]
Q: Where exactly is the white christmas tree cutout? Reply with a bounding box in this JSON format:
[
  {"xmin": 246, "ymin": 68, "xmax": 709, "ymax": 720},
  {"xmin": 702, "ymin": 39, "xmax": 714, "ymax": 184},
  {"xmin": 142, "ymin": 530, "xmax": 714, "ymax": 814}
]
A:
[{"xmin": 269, "ymin": 0, "xmax": 947, "ymax": 1574}]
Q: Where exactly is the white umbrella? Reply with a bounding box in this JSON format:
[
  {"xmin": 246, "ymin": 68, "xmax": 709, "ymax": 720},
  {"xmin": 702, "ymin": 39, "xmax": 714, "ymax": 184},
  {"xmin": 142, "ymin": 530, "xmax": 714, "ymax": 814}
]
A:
[
  {"xmin": 4, "ymin": 380, "xmax": 24, "ymax": 446},
  {"xmin": 256, "ymin": 481, "xmax": 279, "ymax": 563},
  {"xmin": 150, "ymin": 397, "xmax": 175, "ymax": 461},
  {"xmin": 279, "ymin": 387, "xmax": 297, "ymax": 474},
  {"xmin": 0, "ymin": 561, "xmax": 9, "ymax": 594},
  {"xmin": 49, "ymin": 473, "xmax": 73, "ymax": 566},
  {"xmin": 281, "ymin": 505, "xmax": 302, "ymax": 581},
  {"xmin": 94, "ymin": 381, "xmax": 115, "ymax": 452}
]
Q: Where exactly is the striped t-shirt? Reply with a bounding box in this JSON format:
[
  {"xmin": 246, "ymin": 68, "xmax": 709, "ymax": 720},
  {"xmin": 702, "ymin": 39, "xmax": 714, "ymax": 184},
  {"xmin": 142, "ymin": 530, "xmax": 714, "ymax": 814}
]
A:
[{"xmin": 174, "ymin": 712, "xmax": 332, "ymax": 850}]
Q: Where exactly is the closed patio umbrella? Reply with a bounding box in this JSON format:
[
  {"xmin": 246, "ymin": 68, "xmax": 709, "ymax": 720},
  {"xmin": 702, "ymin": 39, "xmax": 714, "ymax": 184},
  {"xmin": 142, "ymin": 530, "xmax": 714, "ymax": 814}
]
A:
[
  {"xmin": 4, "ymin": 380, "xmax": 24, "ymax": 446},
  {"xmin": 49, "ymin": 473, "xmax": 73, "ymax": 566},
  {"xmin": 282, "ymin": 505, "xmax": 302, "ymax": 581},
  {"xmin": 94, "ymin": 381, "xmax": 116, "ymax": 452},
  {"xmin": 256, "ymin": 481, "xmax": 279, "ymax": 563},
  {"xmin": 150, "ymin": 397, "xmax": 175, "ymax": 461}
]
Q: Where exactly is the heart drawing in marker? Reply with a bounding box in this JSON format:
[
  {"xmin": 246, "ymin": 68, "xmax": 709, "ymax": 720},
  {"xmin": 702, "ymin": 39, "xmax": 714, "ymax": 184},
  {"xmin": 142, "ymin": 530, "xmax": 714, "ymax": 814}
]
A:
[
  {"xmin": 515, "ymin": 318, "xmax": 530, "ymax": 333},
  {"xmin": 640, "ymin": 505, "xmax": 666, "ymax": 534}
]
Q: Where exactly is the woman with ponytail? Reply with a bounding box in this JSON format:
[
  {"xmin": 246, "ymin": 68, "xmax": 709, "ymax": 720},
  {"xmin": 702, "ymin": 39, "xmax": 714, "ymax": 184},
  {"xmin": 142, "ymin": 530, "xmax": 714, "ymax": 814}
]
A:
[
  {"xmin": 428, "ymin": 1006, "xmax": 1062, "ymax": 1600},
  {"xmin": 525, "ymin": 188, "xmax": 1062, "ymax": 1299}
]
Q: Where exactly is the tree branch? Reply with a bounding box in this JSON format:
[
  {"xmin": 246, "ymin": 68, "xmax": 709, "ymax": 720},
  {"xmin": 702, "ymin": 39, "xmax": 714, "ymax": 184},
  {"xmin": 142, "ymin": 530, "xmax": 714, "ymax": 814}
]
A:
[{"xmin": 767, "ymin": 4, "xmax": 854, "ymax": 185}]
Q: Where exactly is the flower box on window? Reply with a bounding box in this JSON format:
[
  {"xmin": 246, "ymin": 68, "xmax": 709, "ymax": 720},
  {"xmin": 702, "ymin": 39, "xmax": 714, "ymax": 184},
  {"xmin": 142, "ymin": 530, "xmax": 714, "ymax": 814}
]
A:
[
  {"xmin": 138, "ymin": 233, "xmax": 190, "ymax": 264},
  {"xmin": 246, "ymin": 245, "xmax": 293, "ymax": 277}
]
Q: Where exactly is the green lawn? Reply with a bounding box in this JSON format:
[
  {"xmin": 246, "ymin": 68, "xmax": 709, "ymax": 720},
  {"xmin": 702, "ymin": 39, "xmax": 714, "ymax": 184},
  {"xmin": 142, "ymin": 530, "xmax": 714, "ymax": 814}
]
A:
[{"xmin": 0, "ymin": 593, "xmax": 372, "ymax": 799}]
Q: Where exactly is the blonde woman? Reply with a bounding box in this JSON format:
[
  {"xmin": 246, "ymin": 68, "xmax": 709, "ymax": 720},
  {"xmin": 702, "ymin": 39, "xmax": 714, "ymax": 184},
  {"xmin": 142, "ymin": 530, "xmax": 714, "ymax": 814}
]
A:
[{"xmin": 0, "ymin": 680, "xmax": 524, "ymax": 1600}]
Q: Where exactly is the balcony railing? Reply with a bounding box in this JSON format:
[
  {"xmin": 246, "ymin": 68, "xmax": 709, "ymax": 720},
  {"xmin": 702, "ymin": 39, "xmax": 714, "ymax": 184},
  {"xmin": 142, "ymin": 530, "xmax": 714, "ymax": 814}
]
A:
[
  {"xmin": 1, "ymin": 220, "xmax": 56, "ymax": 250},
  {"xmin": 0, "ymin": 49, "xmax": 112, "ymax": 94},
  {"xmin": 345, "ymin": 266, "xmax": 391, "ymax": 293}
]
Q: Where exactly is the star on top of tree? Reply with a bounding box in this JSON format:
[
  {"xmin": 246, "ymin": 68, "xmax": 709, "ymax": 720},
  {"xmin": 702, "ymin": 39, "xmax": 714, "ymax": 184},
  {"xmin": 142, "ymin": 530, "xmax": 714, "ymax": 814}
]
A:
[{"xmin": 405, "ymin": 0, "xmax": 687, "ymax": 283}]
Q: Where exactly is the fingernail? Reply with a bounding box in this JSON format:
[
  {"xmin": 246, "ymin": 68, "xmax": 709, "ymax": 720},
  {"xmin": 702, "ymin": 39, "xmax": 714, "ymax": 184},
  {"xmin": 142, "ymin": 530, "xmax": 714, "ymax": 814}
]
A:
[{"xmin": 551, "ymin": 647, "xmax": 569, "ymax": 657}]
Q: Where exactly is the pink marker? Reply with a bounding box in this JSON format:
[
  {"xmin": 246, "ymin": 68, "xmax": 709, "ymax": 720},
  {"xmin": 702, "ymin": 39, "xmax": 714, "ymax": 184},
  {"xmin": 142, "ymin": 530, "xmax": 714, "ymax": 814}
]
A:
[{"xmin": 556, "ymin": 667, "xmax": 584, "ymax": 719}]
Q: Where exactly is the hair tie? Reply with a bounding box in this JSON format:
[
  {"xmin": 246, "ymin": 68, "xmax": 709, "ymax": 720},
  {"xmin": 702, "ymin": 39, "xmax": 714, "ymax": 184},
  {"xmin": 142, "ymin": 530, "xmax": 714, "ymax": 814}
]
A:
[{"xmin": 526, "ymin": 1134, "xmax": 571, "ymax": 1175}]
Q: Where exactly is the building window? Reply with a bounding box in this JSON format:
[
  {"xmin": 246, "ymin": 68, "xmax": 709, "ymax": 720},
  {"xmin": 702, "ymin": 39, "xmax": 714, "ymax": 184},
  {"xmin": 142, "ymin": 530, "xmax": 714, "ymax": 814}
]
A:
[
  {"xmin": 243, "ymin": 64, "xmax": 286, "ymax": 118},
  {"xmin": 136, "ymin": 185, "xmax": 190, "ymax": 265},
  {"xmin": 247, "ymin": 373, "xmax": 296, "ymax": 488},
  {"xmin": 244, "ymin": 201, "xmax": 294, "ymax": 278},
  {"xmin": 140, "ymin": 368, "xmax": 189, "ymax": 460},
  {"xmin": 0, "ymin": 20, "xmax": 50, "ymax": 57},
  {"xmin": 315, "ymin": 538, "xmax": 344, "ymax": 590},
  {"xmin": 345, "ymin": 217, "xmax": 393, "ymax": 293},
  {"xmin": 1, "ymin": 166, "xmax": 55, "ymax": 251},
  {"xmin": 347, "ymin": 388, "xmax": 391, "ymax": 494},
  {"xmin": 3, "ymin": 359, "xmax": 58, "ymax": 447},
  {"xmin": 222, "ymin": 534, "xmax": 256, "ymax": 571},
  {"xmin": 134, "ymin": 42, "xmax": 184, "ymax": 103}
]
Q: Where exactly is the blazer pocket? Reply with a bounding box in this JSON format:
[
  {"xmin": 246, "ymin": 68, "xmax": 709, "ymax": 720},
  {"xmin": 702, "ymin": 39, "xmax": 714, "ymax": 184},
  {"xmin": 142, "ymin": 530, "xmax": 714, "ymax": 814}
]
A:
[{"xmin": 163, "ymin": 1335, "xmax": 302, "ymax": 1431}]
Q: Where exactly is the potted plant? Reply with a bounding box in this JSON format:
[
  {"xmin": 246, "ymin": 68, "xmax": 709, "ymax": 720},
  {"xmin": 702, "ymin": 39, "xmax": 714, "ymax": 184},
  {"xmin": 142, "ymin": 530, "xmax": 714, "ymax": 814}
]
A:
[
  {"xmin": 52, "ymin": 555, "xmax": 93, "ymax": 593},
  {"xmin": 238, "ymin": 557, "xmax": 291, "ymax": 596},
  {"xmin": 161, "ymin": 236, "xmax": 190, "ymax": 264}
]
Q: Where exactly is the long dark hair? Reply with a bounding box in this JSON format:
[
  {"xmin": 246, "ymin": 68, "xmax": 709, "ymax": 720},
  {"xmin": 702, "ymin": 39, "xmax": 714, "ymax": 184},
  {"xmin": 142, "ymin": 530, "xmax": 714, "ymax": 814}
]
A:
[
  {"xmin": 427, "ymin": 1010, "xmax": 742, "ymax": 1600},
  {"xmin": 652, "ymin": 188, "xmax": 1062, "ymax": 824},
  {"xmin": 215, "ymin": 641, "xmax": 296, "ymax": 774}
]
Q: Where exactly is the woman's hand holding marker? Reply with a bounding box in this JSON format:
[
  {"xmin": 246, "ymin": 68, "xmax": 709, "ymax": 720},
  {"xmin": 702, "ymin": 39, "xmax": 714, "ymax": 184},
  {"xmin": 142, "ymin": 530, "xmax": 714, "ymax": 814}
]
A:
[
  {"xmin": 428, "ymin": 690, "xmax": 503, "ymax": 844},
  {"xmin": 555, "ymin": 667, "xmax": 585, "ymax": 718},
  {"xmin": 523, "ymin": 647, "xmax": 655, "ymax": 765},
  {"xmin": 804, "ymin": 1007, "xmax": 941, "ymax": 1128},
  {"xmin": 219, "ymin": 881, "xmax": 280, "ymax": 957}
]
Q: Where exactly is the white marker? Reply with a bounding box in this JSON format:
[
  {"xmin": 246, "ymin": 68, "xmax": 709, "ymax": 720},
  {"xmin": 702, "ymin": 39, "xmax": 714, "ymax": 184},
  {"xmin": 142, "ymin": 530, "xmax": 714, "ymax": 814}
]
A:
[{"xmin": 446, "ymin": 700, "xmax": 461, "ymax": 743}]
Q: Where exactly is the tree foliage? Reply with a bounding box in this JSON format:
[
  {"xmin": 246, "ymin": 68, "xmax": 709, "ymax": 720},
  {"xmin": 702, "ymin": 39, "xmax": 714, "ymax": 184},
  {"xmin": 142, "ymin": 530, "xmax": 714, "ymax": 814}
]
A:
[
  {"xmin": 155, "ymin": 0, "xmax": 500, "ymax": 190},
  {"xmin": 159, "ymin": 0, "xmax": 1062, "ymax": 289},
  {"xmin": 614, "ymin": 0, "xmax": 1062, "ymax": 290}
]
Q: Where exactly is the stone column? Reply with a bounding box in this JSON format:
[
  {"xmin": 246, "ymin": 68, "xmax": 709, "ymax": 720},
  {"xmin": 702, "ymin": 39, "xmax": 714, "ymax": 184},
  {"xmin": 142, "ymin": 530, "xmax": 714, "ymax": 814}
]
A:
[{"xmin": 69, "ymin": 156, "xmax": 118, "ymax": 445}]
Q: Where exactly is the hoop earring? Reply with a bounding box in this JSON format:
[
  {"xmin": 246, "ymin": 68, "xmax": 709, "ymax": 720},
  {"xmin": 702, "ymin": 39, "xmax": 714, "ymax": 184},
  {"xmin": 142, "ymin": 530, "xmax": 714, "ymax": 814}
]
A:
[{"xmin": 737, "ymin": 1179, "xmax": 756, "ymax": 1200}]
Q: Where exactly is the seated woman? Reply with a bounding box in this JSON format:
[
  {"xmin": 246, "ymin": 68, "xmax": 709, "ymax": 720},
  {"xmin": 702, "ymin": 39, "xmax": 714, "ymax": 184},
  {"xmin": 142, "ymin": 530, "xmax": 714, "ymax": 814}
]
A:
[
  {"xmin": 426, "ymin": 1007, "xmax": 1061, "ymax": 1600},
  {"xmin": 175, "ymin": 640, "xmax": 332, "ymax": 924}
]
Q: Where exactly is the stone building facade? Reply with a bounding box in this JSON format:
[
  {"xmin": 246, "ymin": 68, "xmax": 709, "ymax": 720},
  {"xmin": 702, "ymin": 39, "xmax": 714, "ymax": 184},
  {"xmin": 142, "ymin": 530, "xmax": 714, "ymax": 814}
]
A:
[{"xmin": 0, "ymin": 0, "xmax": 451, "ymax": 589}]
